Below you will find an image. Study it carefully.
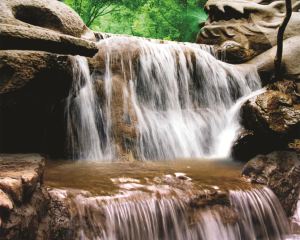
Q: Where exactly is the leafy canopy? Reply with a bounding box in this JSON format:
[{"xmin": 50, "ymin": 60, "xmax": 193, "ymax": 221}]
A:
[{"xmin": 64, "ymin": 0, "xmax": 207, "ymax": 42}]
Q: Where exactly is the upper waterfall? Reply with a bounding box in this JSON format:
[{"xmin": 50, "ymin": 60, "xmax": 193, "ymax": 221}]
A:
[{"xmin": 67, "ymin": 36, "xmax": 262, "ymax": 161}]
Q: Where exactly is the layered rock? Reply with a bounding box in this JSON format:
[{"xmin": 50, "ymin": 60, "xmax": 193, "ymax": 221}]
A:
[
  {"xmin": 197, "ymin": 0, "xmax": 300, "ymax": 64},
  {"xmin": 0, "ymin": 0, "xmax": 98, "ymax": 56}
]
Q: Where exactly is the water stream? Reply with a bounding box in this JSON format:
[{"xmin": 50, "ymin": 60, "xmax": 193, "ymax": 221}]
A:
[{"xmin": 45, "ymin": 161, "xmax": 291, "ymax": 240}]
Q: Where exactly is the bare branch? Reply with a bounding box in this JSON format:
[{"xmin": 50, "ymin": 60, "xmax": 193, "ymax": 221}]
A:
[{"xmin": 274, "ymin": 0, "xmax": 292, "ymax": 81}]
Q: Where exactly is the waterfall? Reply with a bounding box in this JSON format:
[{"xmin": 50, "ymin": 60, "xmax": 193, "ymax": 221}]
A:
[
  {"xmin": 66, "ymin": 36, "xmax": 261, "ymax": 161},
  {"xmin": 99, "ymin": 36, "xmax": 261, "ymax": 160},
  {"xmin": 66, "ymin": 56, "xmax": 113, "ymax": 161},
  {"xmin": 50, "ymin": 186, "xmax": 290, "ymax": 240}
]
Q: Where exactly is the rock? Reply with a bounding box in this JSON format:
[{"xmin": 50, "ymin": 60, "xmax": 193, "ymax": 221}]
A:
[
  {"xmin": 0, "ymin": 0, "xmax": 98, "ymax": 57},
  {"xmin": 0, "ymin": 24, "xmax": 98, "ymax": 57},
  {"xmin": 234, "ymin": 81, "xmax": 300, "ymax": 161},
  {"xmin": 0, "ymin": 50, "xmax": 74, "ymax": 157},
  {"xmin": 0, "ymin": 50, "xmax": 72, "ymax": 94},
  {"xmin": 0, "ymin": 154, "xmax": 50, "ymax": 240},
  {"xmin": 197, "ymin": 0, "xmax": 300, "ymax": 64},
  {"xmin": 235, "ymin": 84, "xmax": 300, "ymax": 161},
  {"xmin": 0, "ymin": 178, "xmax": 22, "ymax": 204},
  {"xmin": 0, "ymin": 154, "xmax": 45, "ymax": 201},
  {"xmin": 0, "ymin": 189, "xmax": 13, "ymax": 211},
  {"xmin": 242, "ymin": 151, "xmax": 300, "ymax": 216},
  {"xmin": 242, "ymin": 90, "xmax": 300, "ymax": 136}
]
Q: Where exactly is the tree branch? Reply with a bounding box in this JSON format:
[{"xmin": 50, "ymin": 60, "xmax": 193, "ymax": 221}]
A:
[{"xmin": 274, "ymin": 0, "xmax": 292, "ymax": 81}]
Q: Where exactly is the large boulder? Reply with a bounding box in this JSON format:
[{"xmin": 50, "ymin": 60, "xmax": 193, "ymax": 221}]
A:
[
  {"xmin": 0, "ymin": 0, "xmax": 98, "ymax": 56},
  {"xmin": 242, "ymin": 90, "xmax": 300, "ymax": 137},
  {"xmin": 233, "ymin": 80, "xmax": 300, "ymax": 161}
]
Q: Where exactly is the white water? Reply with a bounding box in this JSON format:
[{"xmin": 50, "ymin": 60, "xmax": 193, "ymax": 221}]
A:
[
  {"xmin": 50, "ymin": 186, "xmax": 290, "ymax": 240},
  {"xmin": 66, "ymin": 56, "xmax": 112, "ymax": 161},
  {"xmin": 99, "ymin": 36, "xmax": 261, "ymax": 160},
  {"xmin": 66, "ymin": 36, "xmax": 261, "ymax": 161}
]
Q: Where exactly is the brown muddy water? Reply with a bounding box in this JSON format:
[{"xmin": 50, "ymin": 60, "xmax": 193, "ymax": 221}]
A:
[{"xmin": 44, "ymin": 159, "xmax": 250, "ymax": 195}]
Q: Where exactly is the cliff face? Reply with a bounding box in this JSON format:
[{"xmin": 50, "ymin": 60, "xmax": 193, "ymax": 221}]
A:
[{"xmin": 0, "ymin": 0, "xmax": 99, "ymax": 158}]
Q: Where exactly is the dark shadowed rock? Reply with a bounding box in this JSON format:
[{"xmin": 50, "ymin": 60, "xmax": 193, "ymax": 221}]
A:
[{"xmin": 0, "ymin": 50, "xmax": 74, "ymax": 157}]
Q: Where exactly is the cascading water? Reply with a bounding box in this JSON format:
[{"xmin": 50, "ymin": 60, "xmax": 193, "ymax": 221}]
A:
[
  {"xmin": 49, "ymin": 185, "xmax": 290, "ymax": 240},
  {"xmin": 66, "ymin": 36, "xmax": 262, "ymax": 161},
  {"xmin": 66, "ymin": 56, "xmax": 113, "ymax": 161},
  {"xmin": 56, "ymin": 35, "xmax": 297, "ymax": 240}
]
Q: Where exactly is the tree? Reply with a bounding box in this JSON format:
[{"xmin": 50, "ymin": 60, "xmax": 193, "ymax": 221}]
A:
[
  {"xmin": 65, "ymin": 0, "xmax": 147, "ymax": 27},
  {"xmin": 64, "ymin": 0, "xmax": 207, "ymax": 42}
]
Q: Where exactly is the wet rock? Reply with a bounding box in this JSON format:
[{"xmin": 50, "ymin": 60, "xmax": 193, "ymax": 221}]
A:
[
  {"xmin": 242, "ymin": 90, "xmax": 300, "ymax": 136},
  {"xmin": 242, "ymin": 151, "xmax": 300, "ymax": 216},
  {"xmin": 0, "ymin": 50, "xmax": 73, "ymax": 94},
  {"xmin": 234, "ymin": 82, "xmax": 300, "ymax": 161},
  {"xmin": 0, "ymin": 0, "xmax": 97, "ymax": 56}
]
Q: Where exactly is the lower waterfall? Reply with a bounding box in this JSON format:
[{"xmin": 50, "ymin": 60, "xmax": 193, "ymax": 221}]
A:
[
  {"xmin": 49, "ymin": 186, "xmax": 290, "ymax": 240},
  {"xmin": 66, "ymin": 36, "xmax": 262, "ymax": 161}
]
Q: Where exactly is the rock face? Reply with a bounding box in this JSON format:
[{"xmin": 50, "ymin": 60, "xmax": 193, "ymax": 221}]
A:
[
  {"xmin": 0, "ymin": 154, "xmax": 49, "ymax": 240},
  {"xmin": 242, "ymin": 151, "xmax": 300, "ymax": 217},
  {"xmin": 0, "ymin": 50, "xmax": 75, "ymax": 157},
  {"xmin": 0, "ymin": 0, "xmax": 101, "ymax": 158},
  {"xmin": 233, "ymin": 80, "xmax": 300, "ymax": 161},
  {"xmin": 0, "ymin": 0, "xmax": 98, "ymax": 56}
]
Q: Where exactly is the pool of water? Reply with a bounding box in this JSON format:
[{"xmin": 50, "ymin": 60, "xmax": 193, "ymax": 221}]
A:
[{"xmin": 45, "ymin": 159, "xmax": 250, "ymax": 195}]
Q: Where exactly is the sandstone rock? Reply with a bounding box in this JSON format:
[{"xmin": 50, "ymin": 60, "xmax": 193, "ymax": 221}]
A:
[
  {"xmin": 0, "ymin": 178, "xmax": 22, "ymax": 204},
  {"xmin": 0, "ymin": 154, "xmax": 49, "ymax": 240},
  {"xmin": 0, "ymin": 24, "xmax": 98, "ymax": 57},
  {"xmin": 0, "ymin": 0, "xmax": 98, "ymax": 56},
  {"xmin": 0, "ymin": 189, "xmax": 13, "ymax": 211},
  {"xmin": 0, "ymin": 50, "xmax": 72, "ymax": 94},
  {"xmin": 234, "ymin": 81, "xmax": 300, "ymax": 161},
  {"xmin": 197, "ymin": 0, "xmax": 300, "ymax": 64},
  {"xmin": 0, "ymin": 154, "xmax": 45, "ymax": 201},
  {"xmin": 242, "ymin": 151, "xmax": 300, "ymax": 216}
]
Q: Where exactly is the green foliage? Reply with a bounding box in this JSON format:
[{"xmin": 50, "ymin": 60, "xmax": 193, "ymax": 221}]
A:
[{"xmin": 64, "ymin": 0, "xmax": 207, "ymax": 42}]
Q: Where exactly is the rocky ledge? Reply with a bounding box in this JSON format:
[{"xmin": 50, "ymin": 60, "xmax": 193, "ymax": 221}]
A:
[
  {"xmin": 0, "ymin": 154, "xmax": 48, "ymax": 240},
  {"xmin": 0, "ymin": 153, "xmax": 299, "ymax": 239}
]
